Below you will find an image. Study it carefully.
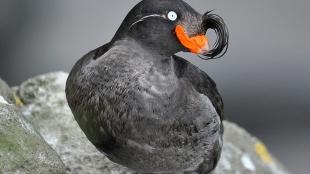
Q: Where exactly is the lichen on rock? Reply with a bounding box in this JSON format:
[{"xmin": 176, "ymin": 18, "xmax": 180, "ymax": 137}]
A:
[
  {"xmin": 0, "ymin": 92, "xmax": 66, "ymax": 173},
  {"xmin": 213, "ymin": 122, "xmax": 290, "ymax": 174}
]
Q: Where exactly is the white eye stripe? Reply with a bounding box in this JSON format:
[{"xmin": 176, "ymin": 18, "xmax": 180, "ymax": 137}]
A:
[
  {"xmin": 167, "ymin": 11, "xmax": 178, "ymax": 21},
  {"xmin": 129, "ymin": 14, "xmax": 163, "ymax": 29}
]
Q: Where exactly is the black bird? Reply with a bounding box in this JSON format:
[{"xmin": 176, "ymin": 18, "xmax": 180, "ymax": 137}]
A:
[{"xmin": 66, "ymin": 0, "xmax": 229, "ymax": 173}]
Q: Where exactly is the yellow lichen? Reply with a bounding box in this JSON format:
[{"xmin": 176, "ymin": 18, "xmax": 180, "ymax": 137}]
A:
[
  {"xmin": 14, "ymin": 94, "xmax": 23, "ymax": 106},
  {"xmin": 255, "ymin": 142, "xmax": 273, "ymax": 164}
]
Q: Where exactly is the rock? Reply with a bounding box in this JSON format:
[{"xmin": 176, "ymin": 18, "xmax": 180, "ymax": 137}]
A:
[
  {"xmin": 15, "ymin": 72, "xmax": 291, "ymax": 174},
  {"xmin": 0, "ymin": 78, "xmax": 15, "ymax": 104},
  {"xmin": 212, "ymin": 122, "xmax": 290, "ymax": 174},
  {"xmin": 16, "ymin": 72, "xmax": 133, "ymax": 174},
  {"xmin": 0, "ymin": 93, "xmax": 66, "ymax": 173}
]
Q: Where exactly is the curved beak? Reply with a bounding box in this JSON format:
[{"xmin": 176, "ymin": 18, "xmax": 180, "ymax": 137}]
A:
[{"xmin": 175, "ymin": 25, "xmax": 210, "ymax": 55}]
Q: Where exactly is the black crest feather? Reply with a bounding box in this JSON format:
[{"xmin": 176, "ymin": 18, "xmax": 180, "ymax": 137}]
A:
[{"xmin": 200, "ymin": 11, "xmax": 229, "ymax": 60}]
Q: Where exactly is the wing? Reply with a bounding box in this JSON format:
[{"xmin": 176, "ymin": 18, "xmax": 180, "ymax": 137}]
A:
[
  {"xmin": 66, "ymin": 42, "xmax": 117, "ymax": 149},
  {"xmin": 172, "ymin": 55, "xmax": 224, "ymax": 120},
  {"xmin": 66, "ymin": 42, "xmax": 112, "ymax": 78}
]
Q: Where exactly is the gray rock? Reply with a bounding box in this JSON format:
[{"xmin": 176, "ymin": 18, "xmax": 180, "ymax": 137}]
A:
[
  {"xmin": 16, "ymin": 72, "xmax": 291, "ymax": 174},
  {"xmin": 16, "ymin": 72, "xmax": 133, "ymax": 174},
  {"xmin": 0, "ymin": 94, "xmax": 66, "ymax": 173},
  {"xmin": 0, "ymin": 78, "xmax": 14, "ymax": 104},
  {"xmin": 212, "ymin": 122, "xmax": 290, "ymax": 174}
]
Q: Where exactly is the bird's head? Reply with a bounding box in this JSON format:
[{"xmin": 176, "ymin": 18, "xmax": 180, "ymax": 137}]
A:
[{"xmin": 112, "ymin": 0, "xmax": 229, "ymax": 59}]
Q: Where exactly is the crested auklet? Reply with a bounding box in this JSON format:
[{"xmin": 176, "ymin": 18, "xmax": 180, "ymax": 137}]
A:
[{"xmin": 66, "ymin": 0, "xmax": 229, "ymax": 173}]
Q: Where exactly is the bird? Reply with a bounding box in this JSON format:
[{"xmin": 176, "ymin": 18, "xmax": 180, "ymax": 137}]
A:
[{"xmin": 66, "ymin": 0, "xmax": 229, "ymax": 173}]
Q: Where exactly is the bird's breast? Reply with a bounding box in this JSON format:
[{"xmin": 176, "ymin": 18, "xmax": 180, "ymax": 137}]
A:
[{"xmin": 138, "ymin": 69, "xmax": 178, "ymax": 99}]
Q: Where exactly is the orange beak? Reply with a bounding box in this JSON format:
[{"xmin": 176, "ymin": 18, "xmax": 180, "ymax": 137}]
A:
[{"xmin": 175, "ymin": 25, "xmax": 209, "ymax": 54}]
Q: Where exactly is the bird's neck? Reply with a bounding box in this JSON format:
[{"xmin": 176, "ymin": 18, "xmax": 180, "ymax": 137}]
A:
[{"xmin": 112, "ymin": 37, "xmax": 174, "ymax": 74}]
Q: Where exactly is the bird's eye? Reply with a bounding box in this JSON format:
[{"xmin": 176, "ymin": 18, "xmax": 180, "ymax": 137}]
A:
[{"xmin": 167, "ymin": 11, "xmax": 178, "ymax": 21}]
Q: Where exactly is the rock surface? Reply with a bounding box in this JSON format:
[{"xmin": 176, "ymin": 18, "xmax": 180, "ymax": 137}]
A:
[
  {"xmin": 16, "ymin": 72, "xmax": 133, "ymax": 174},
  {"xmin": 14, "ymin": 72, "xmax": 291, "ymax": 174},
  {"xmin": 0, "ymin": 78, "xmax": 14, "ymax": 104},
  {"xmin": 213, "ymin": 122, "xmax": 290, "ymax": 174},
  {"xmin": 0, "ymin": 79, "xmax": 66, "ymax": 174}
]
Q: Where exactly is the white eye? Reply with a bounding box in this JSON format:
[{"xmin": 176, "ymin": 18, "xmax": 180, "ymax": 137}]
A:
[{"xmin": 167, "ymin": 11, "xmax": 178, "ymax": 21}]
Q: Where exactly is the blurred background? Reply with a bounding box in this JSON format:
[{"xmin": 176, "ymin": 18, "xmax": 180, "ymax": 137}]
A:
[{"xmin": 0, "ymin": 0, "xmax": 309, "ymax": 173}]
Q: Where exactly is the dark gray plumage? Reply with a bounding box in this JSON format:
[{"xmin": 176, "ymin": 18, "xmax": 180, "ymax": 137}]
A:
[{"xmin": 66, "ymin": 0, "xmax": 228, "ymax": 173}]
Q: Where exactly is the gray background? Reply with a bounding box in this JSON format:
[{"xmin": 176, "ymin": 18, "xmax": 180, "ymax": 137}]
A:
[{"xmin": 0, "ymin": 0, "xmax": 309, "ymax": 173}]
